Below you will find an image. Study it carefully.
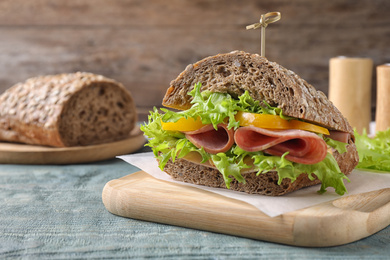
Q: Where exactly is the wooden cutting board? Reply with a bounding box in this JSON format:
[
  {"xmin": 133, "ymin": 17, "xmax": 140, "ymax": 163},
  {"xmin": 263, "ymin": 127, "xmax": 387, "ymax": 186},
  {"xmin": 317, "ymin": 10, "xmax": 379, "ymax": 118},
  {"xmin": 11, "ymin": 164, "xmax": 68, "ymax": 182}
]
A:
[
  {"xmin": 102, "ymin": 171, "xmax": 390, "ymax": 247},
  {"xmin": 0, "ymin": 127, "xmax": 145, "ymax": 164}
]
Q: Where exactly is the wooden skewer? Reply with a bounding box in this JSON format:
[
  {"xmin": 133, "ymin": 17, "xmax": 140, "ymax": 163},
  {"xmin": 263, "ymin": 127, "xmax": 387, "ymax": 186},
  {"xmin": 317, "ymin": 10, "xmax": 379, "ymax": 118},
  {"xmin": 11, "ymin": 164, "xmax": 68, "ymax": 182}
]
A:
[{"xmin": 246, "ymin": 12, "xmax": 281, "ymax": 57}]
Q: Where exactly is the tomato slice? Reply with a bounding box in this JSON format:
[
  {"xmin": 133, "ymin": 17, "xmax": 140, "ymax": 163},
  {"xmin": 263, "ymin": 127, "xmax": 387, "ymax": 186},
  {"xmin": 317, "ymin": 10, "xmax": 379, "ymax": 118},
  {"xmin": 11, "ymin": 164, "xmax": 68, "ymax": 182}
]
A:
[
  {"xmin": 161, "ymin": 116, "xmax": 205, "ymax": 132},
  {"xmin": 161, "ymin": 111, "xmax": 329, "ymax": 135},
  {"xmin": 235, "ymin": 111, "xmax": 329, "ymax": 135}
]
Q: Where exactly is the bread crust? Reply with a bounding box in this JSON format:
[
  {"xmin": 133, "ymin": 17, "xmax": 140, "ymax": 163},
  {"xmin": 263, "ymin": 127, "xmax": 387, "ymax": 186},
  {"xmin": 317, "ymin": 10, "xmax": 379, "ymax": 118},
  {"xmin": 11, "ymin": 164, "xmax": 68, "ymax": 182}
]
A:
[
  {"xmin": 164, "ymin": 158, "xmax": 321, "ymax": 196},
  {"xmin": 160, "ymin": 51, "xmax": 359, "ymax": 195},
  {"xmin": 163, "ymin": 51, "xmax": 352, "ymax": 134},
  {"xmin": 0, "ymin": 72, "xmax": 137, "ymax": 147}
]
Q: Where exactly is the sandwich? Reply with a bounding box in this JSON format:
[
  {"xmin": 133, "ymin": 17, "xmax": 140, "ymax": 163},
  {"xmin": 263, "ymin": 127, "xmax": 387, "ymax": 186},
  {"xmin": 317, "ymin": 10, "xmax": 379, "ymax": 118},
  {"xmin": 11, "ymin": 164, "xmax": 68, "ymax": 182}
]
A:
[
  {"xmin": 141, "ymin": 51, "xmax": 359, "ymax": 196},
  {"xmin": 0, "ymin": 72, "xmax": 137, "ymax": 147}
]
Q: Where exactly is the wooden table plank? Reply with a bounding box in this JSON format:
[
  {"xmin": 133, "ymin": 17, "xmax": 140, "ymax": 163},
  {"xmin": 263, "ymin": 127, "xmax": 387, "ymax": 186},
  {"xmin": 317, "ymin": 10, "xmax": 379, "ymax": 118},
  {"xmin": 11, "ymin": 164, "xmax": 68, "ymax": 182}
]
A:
[{"xmin": 1, "ymin": 159, "xmax": 389, "ymax": 258}]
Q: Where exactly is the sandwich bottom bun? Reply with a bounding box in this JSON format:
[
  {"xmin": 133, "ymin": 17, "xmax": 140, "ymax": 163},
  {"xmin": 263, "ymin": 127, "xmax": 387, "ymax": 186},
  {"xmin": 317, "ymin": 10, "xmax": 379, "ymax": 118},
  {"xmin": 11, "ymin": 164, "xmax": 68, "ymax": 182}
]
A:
[{"xmin": 163, "ymin": 135, "xmax": 358, "ymax": 196}]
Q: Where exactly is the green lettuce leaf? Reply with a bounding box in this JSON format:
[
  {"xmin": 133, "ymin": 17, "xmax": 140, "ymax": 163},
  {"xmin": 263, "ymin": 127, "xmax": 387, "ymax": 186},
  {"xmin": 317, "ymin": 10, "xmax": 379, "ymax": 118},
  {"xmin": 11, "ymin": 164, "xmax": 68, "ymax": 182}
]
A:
[
  {"xmin": 324, "ymin": 137, "xmax": 348, "ymax": 154},
  {"xmin": 354, "ymin": 129, "xmax": 390, "ymax": 172},
  {"xmin": 160, "ymin": 82, "xmax": 289, "ymax": 130},
  {"xmin": 232, "ymin": 146, "xmax": 348, "ymax": 195},
  {"xmin": 141, "ymin": 83, "xmax": 349, "ymax": 195},
  {"xmin": 211, "ymin": 152, "xmax": 248, "ymax": 188}
]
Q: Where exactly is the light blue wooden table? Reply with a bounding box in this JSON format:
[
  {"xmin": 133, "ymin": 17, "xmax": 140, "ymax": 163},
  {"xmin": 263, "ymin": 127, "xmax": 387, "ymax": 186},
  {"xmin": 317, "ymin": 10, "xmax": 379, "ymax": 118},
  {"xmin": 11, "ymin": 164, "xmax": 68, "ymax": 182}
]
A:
[{"xmin": 1, "ymin": 146, "xmax": 389, "ymax": 259}]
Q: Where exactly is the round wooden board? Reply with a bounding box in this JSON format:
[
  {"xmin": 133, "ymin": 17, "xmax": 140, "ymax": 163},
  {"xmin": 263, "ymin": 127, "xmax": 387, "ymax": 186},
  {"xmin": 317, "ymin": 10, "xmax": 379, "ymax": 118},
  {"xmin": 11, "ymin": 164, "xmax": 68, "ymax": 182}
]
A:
[{"xmin": 0, "ymin": 127, "xmax": 146, "ymax": 165}]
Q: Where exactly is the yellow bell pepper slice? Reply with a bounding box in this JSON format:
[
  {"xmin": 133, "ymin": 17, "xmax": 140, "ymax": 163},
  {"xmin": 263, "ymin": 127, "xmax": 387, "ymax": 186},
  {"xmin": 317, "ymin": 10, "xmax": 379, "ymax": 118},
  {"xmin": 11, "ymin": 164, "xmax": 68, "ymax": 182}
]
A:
[
  {"xmin": 161, "ymin": 111, "xmax": 329, "ymax": 135},
  {"xmin": 235, "ymin": 111, "xmax": 329, "ymax": 135},
  {"xmin": 161, "ymin": 116, "xmax": 205, "ymax": 132}
]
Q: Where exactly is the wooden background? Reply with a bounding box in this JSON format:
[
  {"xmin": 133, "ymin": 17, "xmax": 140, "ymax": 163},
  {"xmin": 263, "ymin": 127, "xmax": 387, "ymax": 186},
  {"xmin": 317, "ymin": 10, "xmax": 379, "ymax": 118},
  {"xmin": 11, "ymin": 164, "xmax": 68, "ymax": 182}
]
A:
[{"xmin": 0, "ymin": 0, "xmax": 389, "ymax": 121}]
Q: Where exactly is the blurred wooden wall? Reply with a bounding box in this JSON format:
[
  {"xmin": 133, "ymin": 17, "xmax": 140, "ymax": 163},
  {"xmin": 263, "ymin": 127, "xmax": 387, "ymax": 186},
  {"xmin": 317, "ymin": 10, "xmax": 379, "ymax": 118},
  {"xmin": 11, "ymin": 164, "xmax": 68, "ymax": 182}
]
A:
[{"xmin": 0, "ymin": 0, "xmax": 389, "ymax": 121}]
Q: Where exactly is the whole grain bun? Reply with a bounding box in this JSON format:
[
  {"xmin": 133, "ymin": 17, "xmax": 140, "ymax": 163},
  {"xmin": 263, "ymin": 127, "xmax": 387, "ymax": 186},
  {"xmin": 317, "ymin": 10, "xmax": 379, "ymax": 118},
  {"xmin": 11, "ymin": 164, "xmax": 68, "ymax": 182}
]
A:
[
  {"xmin": 0, "ymin": 72, "xmax": 137, "ymax": 147},
  {"xmin": 164, "ymin": 138, "xmax": 358, "ymax": 195},
  {"xmin": 161, "ymin": 51, "xmax": 359, "ymax": 195},
  {"xmin": 163, "ymin": 51, "xmax": 352, "ymax": 134}
]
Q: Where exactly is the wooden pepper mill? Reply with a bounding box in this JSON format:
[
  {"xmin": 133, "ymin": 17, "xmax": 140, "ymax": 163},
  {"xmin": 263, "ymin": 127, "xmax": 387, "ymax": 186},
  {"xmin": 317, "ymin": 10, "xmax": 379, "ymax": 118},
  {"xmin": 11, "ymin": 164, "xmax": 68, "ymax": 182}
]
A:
[
  {"xmin": 329, "ymin": 57, "xmax": 373, "ymax": 134},
  {"xmin": 375, "ymin": 64, "xmax": 390, "ymax": 132}
]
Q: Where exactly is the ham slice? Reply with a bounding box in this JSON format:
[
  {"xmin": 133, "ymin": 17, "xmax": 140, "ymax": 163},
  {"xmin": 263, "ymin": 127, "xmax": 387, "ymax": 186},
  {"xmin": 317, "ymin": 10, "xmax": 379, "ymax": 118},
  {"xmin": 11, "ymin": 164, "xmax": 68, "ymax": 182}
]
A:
[
  {"xmin": 326, "ymin": 130, "xmax": 350, "ymax": 143},
  {"xmin": 234, "ymin": 126, "xmax": 327, "ymax": 164},
  {"xmin": 184, "ymin": 124, "xmax": 235, "ymax": 154}
]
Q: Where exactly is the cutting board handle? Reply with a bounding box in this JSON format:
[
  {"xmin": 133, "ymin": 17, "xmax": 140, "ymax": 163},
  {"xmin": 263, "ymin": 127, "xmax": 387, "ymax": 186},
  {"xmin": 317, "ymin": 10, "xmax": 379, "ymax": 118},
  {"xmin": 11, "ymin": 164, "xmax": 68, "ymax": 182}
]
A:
[
  {"xmin": 332, "ymin": 188, "xmax": 390, "ymax": 213},
  {"xmin": 293, "ymin": 188, "xmax": 390, "ymax": 246}
]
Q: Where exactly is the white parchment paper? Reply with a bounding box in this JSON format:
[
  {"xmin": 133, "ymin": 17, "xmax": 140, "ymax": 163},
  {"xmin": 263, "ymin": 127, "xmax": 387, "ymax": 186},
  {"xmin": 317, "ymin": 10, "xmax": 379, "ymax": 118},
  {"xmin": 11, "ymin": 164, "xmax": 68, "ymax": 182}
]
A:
[{"xmin": 118, "ymin": 152, "xmax": 390, "ymax": 217}]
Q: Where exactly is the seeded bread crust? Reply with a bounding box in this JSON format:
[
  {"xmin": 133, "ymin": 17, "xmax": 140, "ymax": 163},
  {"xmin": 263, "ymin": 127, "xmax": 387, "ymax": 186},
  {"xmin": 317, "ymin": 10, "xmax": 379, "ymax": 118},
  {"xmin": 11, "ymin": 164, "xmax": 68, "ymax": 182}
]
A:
[
  {"xmin": 161, "ymin": 51, "xmax": 359, "ymax": 195},
  {"xmin": 0, "ymin": 72, "xmax": 137, "ymax": 147},
  {"xmin": 163, "ymin": 51, "xmax": 352, "ymax": 134},
  {"xmin": 164, "ymin": 159, "xmax": 321, "ymax": 196}
]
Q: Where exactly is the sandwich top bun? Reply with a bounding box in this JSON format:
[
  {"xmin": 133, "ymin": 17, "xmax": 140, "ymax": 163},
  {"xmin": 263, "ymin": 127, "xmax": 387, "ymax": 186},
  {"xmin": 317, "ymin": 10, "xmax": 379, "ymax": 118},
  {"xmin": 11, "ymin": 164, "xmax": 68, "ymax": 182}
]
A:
[
  {"xmin": 0, "ymin": 72, "xmax": 137, "ymax": 147},
  {"xmin": 163, "ymin": 51, "xmax": 352, "ymax": 135}
]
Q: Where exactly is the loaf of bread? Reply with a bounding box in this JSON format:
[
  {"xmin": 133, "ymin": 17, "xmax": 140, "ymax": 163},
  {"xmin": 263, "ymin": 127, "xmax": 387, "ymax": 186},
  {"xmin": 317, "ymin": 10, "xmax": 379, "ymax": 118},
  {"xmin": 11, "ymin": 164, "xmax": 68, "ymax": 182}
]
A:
[
  {"xmin": 161, "ymin": 51, "xmax": 359, "ymax": 195},
  {"xmin": 0, "ymin": 72, "xmax": 137, "ymax": 147}
]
